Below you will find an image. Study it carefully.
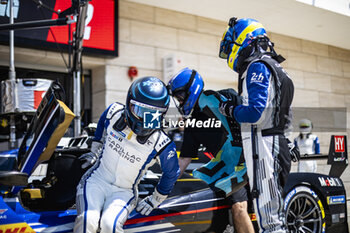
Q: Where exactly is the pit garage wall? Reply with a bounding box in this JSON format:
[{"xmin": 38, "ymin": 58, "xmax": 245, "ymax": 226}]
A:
[{"xmin": 100, "ymin": 0, "xmax": 350, "ymax": 150}]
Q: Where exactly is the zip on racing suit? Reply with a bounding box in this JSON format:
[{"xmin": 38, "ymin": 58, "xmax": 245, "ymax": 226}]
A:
[
  {"xmin": 74, "ymin": 103, "xmax": 179, "ymax": 233},
  {"xmin": 231, "ymin": 55, "xmax": 294, "ymax": 233}
]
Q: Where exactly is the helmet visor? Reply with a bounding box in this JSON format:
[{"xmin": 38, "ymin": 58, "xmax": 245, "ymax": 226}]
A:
[
  {"xmin": 219, "ymin": 27, "xmax": 234, "ymax": 59},
  {"xmin": 171, "ymin": 90, "xmax": 189, "ymax": 116},
  {"xmin": 129, "ymin": 99, "xmax": 167, "ymax": 120},
  {"xmin": 173, "ymin": 90, "xmax": 187, "ymax": 105}
]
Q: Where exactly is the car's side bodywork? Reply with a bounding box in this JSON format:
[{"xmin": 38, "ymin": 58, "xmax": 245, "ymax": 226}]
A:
[{"xmin": 1, "ymin": 169, "xmax": 347, "ymax": 233}]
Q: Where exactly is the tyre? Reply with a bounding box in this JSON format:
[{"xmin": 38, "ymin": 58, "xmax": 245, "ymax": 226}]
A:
[{"xmin": 284, "ymin": 185, "xmax": 326, "ymax": 233}]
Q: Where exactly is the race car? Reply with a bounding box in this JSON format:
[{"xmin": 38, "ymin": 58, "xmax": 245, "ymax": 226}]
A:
[{"xmin": 0, "ymin": 82, "xmax": 348, "ymax": 233}]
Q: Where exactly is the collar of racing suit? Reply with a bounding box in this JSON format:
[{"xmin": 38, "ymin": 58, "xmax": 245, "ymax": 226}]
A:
[{"xmin": 236, "ymin": 37, "xmax": 285, "ymax": 84}]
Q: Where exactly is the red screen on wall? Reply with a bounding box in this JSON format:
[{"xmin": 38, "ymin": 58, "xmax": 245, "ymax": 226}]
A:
[{"xmin": 0, "ymin": 0, "xmax": 118, "ymax": 56}]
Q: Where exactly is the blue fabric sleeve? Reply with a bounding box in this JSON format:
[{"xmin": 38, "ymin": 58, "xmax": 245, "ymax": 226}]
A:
[
  {"xmin": 233, "ymin": 62, "xmax": 271, "ymax": 123},
  {"xmin": 93, "ymin": 104, "xmax": 112, "ymax": 141},
  {"xmin": 294, "ymin": 139, "xmax": 298, "ymax": 147},
  {"xmin": 156, "ymin": 141, "xmax": 180, "ymax": 195},
  {"xmin": 314, "ymin": 137, "xmax": 320, "ymax": 154}
]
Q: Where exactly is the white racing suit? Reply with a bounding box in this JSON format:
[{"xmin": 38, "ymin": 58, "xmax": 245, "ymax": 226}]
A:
[
  {"xmin": 295, "ymin": 134, "xmax": 320, "ymax": 172},
  {"xmin": 233, "ymin": 55, "xmax": 294, "ymax": 233},
  {"xmin": 74, "ymin": 103, "xmax": 179, "ymax": 233}
]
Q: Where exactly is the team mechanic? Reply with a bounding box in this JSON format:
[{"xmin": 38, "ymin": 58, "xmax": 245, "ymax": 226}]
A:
[
  {"xmin": 295, "ymin": 118, "xmax": 320, "ymax": 173},
  {"xmin": 218, "ymin": 17, "xmax": 296, "ymax": 232},
  {"xmin": 168, "ymin": 67, "xmax": 255, "ymax": 233},
  {"xmin": 74, "ymin": 77, "xmax": 180, "ymax": 233}
]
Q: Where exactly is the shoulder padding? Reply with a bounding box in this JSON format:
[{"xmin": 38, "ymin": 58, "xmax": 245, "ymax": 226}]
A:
[
  {"xmin": 154, "ymin": 130, "xmax": 171, "ymax": 153},
  {"xmin": 247, "ymin": 57, "xmax": 273, "ymax": 76},
  {"xmin": 106, "ymin": 102, "xmax": 124, "ymax": 120}
]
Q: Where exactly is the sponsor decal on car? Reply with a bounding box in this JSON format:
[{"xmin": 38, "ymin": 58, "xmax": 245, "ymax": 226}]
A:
[
  {"xmin": 318, "ymin": 177, "xmax": 342, "ymax": 187},
  {"xmin": 0, "ymin": 222, "xmax": 35, "ymax": 233},
  {"xmin": 284, "ymin": 188, "xmax": 296, "ymax": 209},
  {"xmin": 284, "ymin": 186, "xmax": 318, "ymax": 209},
  {"xmin": 327, "ymin": 195, "xmax": 346, "ymax": 205},
  {"xmin": 0, "ymin": 209, "xmax": 7, "ymax": 220},
  {"xmin": 333, "ymin": 157, "xmax": 346, "ymax": 162},
  {"xmin": 334, "ymin": 135, "xmax": 345, "ymax": 152},
  {"xmin": 0, "ymin": 209, "xmax": 7, "ymax": 214}
]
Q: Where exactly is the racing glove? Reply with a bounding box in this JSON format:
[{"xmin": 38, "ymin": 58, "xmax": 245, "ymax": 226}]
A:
[
  {"xmin": 287, "ymin": 139, "xmax": 300, "ymax": 162},
  {"xmin": 219, "ymin": 101, "xmax": 234, "ymax": 117},
  {"xmin": 219, "ymin": 96, "xmax": 242, "ymax": 117},
  {"xmin": 136, "ymin": 188, "xmax": 167, "ymax": 216},
  {"xmin": 79, "ymin": 141, "xmax": 102, "ymax": 169}
]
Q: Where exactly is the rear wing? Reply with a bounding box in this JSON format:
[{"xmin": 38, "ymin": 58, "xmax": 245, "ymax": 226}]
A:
[
  {"xmin": 327, "ymin": 135, "xmax": 348, "ymax": 178},
  {"xmin": 299, "ymin": 135, "xmax": 348, "ymax": 178}
]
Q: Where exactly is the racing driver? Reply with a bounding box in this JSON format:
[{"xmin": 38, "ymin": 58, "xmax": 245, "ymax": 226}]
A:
[
  {"xmin": 219, "ymin": 17, "xmax": 295, "ymax": 232},
  {"xmin": 74, "ymin": 77, "xmax": 180, "ymax": 233}
]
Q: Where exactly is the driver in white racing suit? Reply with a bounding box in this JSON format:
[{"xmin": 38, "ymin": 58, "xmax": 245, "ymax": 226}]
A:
[
  {"xmin": 295, "ymin": 119, "xmax": 320, "ymax": 173},
  {"xmin": 74, "ymin": 77, "xmax": 180, "ymax": 233}
]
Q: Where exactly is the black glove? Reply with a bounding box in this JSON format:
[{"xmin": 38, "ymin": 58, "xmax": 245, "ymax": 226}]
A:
[
  {"xmin": 286, "ymin": 139, "xmax": 300, "ymax": 162},
  {"xmin": 219, "ymin": 101, "xmax": 234, "ymax": 117},
  {"xmin": 219, "ymin": 96, "xmax": 242, "ymax": 117}
]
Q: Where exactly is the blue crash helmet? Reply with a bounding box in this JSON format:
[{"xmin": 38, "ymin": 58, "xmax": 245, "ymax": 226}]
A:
[
  {"xmin": 125, "ymin": 77, "xmax": 170, "ymax": 136},
  {"xmin": 168, "ymin": 68, "xmax": 204, "ymax": 117},
  {"xmin": 219, "ymin": 17, "xmax": 266, "ymax": 72}
]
